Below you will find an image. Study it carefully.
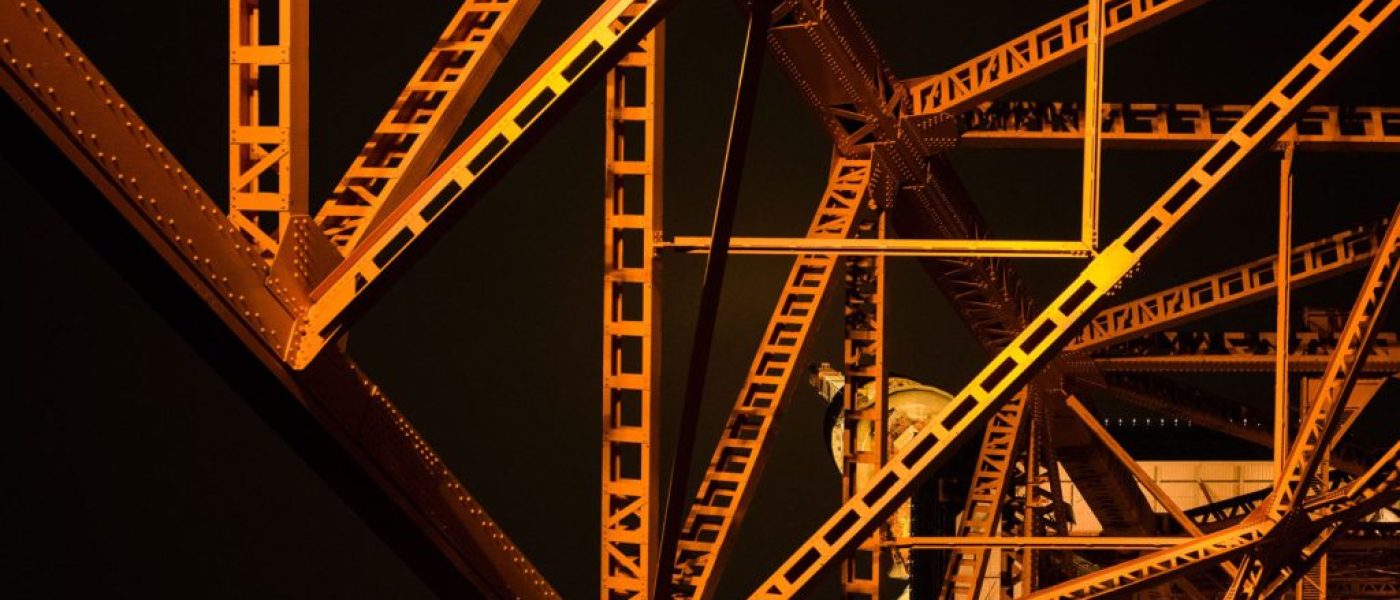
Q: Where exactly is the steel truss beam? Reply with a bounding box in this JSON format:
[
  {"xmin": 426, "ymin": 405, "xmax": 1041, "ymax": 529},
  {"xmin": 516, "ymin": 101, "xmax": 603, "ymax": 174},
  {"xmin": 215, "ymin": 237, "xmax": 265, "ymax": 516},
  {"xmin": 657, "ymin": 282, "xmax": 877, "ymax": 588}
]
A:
[
  {"xmin": 1071, "ymin": 221, "xmax": 1387, "ymax": 352},
  {"xmin": 749, "ymin": 1, "xmax": 1398, "ymax": 595},
  {"xmin": 314, "ymin": 0, "xmax": 537, "ymax": 253},
  {"xmin": 958, "ymin": 102, "xmax": 1400, "ymax": 150},
  {"xmin": 905, "ymin": 0, "xmax": 1208, "ymax": 117},
  {"xmin": 1090, "ymin": 330, "xmax": 1400, "ymax": 374},
  {"xmin": 669, "ymin": 158, "xmax": 876, "ymax": 600},
  {"xmin": 296, "ymin": 0, "xmax": 678, "ymax": 368},
  {"xmin": 601, "ymin": 10, "xmax": 663, "ymax": 599},
  {"xmin": 228, "ymin": 0, "xmax": 308, "ymax": 260},
  {"xmin": 0, "ymin": 3, "xmax": 557, "ymax": 597}
]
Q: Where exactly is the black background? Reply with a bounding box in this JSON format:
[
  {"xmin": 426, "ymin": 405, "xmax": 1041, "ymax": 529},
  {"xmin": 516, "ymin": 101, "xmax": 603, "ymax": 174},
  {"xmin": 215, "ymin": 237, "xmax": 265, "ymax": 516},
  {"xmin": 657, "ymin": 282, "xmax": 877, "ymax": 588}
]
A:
[{"xmin": 2, "ymin": 1, "xmax": 1397, "ymax": 597}]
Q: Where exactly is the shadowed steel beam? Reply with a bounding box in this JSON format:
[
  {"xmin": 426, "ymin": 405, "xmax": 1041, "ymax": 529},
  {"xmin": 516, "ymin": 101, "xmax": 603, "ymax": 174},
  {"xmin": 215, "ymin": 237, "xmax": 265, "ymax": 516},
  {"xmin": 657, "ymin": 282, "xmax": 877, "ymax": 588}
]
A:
[
  {"xmin": 662, "ymin": 237, "xmax": 1092, "ymax": 258},
  {"xmin": 1064, "ymin": 395, "xmax": 1205, "ymax": 538},
  {"xmin": 1088, "ymin": 330, "xmax": 1400, "ymax": 374},
  {"xmin": 653, "ymin": 3, "xmax": 769, "ymax": 596},
  {"xmin": 297, "ymin": 0, "xmax": 680, "ymax": 369},
  {"xmin": 314, "ymin": 0, "xmax": 538, "ymax": 253},
  {"xmin": 749, "ymin": 1, "xmax": 1398, "ymax": 595},
  {"xmin": 958, "ymin": 102, "xmax": 1400, "ymax": 150},
  {"xmin": 0, "ymin": 3, "xmax": 557, "ymax": 596},
  {"xmin": 905, "ymin": 0, "xmax": 1208, "ymax": 116}
]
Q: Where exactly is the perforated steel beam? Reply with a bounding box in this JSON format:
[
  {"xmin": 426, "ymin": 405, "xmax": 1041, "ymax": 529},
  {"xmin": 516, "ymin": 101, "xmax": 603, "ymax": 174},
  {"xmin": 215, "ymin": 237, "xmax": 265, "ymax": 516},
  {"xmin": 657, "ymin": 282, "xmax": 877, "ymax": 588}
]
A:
[
  {"xmin": 1090, "ymin": 330, "xmax": 1400, "ymax": 374},
  {"xmin": 601, "ymin": 10, "xmax": 663, "ymax": 599},
  {"xmin": 958, "ymin": 102, "xmax": 1400, "ymax": 150},
  {"xmin": 314, "ymin": 0, "xmax": 537, "ymax": 253},
  {"xmin": 749, "ymin": 2, "xmax": 1397, "ymax": 594}
]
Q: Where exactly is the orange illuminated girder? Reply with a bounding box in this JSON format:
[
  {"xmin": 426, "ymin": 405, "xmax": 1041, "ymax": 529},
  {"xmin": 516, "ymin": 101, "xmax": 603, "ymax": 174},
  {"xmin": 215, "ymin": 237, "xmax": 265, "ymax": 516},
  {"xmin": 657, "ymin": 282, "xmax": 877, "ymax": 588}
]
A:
[
  {"xmin": 228, "ymin": 0, "xmax": 308, "ymax": 260},
  {"xmin": 959, "ymin": 102, "xmax": 1400, "ymax": 151},
  {"xmin": 295, "ymin": 0, "xmax": 679, "ymax": 369},
  {"xmin": 670, "ymin": 158, "xmax": 875, "ymax": 600},
  {"xmin": 315, "ymin": 0, "xmax": 538, "ymax": 253},
  {"xmin": 749, "ymin": 1, "xmax": 1398, "ymax": 595},
  {"xmin": 905, "ymin": 0, "xmax": 1208, "ymax": 116},
  {"xmin": 0, "ymin": 2, "xmax": 557, "ymax": 597},
  {"xmin": 600, "ymin": 9, "xmax": 663, "ymax": 599}
]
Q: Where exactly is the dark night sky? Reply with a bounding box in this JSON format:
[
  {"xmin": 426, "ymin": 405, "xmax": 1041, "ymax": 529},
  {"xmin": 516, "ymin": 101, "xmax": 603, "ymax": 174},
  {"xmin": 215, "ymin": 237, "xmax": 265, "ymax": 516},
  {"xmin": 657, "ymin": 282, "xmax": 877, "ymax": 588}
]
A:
[{"xmin": 3, "ymin": 1, "xmax": 1397, "ymax": 598}]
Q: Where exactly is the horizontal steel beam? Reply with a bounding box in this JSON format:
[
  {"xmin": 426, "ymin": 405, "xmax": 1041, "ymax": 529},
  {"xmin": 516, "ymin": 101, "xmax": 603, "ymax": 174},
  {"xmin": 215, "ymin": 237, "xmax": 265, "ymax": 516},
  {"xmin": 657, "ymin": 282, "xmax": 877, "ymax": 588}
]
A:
[
  {"xmin": 889, "ymin": 536, "xmax": 1191, "ymax": 550},
  {"xmin": 661, "ymin": 236, "xmax": 1093, "ymax": 258},
  {"xmin": 1093, "ymin": 353, "xmax": 1400, "ymax": 374},
  {"xmin": 959, "ymin": 102, "xmax": 1400, "ymax": 151}
]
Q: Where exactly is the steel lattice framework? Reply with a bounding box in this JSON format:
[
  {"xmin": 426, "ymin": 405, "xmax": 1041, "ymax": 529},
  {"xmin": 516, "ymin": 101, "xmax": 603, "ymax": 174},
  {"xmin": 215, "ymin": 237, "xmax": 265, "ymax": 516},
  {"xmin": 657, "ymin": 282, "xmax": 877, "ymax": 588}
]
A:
[{"xmin": 3, "ymin": 0, "xmax": 1398, "ymax": 598}]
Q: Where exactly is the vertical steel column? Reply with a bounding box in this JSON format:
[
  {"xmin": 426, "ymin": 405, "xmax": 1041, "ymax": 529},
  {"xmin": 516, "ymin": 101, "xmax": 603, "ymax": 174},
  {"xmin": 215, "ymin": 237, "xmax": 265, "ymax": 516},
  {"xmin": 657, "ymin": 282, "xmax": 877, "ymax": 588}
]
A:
[
  {"xmin": 229, "ymin": 0, "xmax": 308, "ymax": 260},
  {"xmin": 602, "ymin": 10, "xmax": 664, "ymax": 600},
  {"xmin": 1081, "ymin": 0, "xmax": 1104, "ymax": 249},
  {"xmin": 840, "ymin": 212, "xmax": 888, "ymax": 599},
  {"xmin": 1296, "ymin": 377, "xmax": 1329, "ymax": 600},
  {"xmin": 1276, "ymin": 142, "xmax": 1295, "ymax": 474}
]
